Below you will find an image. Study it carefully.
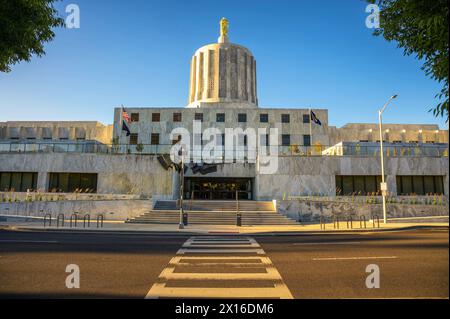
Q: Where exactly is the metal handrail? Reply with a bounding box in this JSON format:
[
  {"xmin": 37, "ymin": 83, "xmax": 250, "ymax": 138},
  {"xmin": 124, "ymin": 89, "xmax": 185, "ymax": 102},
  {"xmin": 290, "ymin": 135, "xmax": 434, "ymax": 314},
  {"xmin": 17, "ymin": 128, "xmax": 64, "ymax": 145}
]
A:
[
  {"xmin": 189, "ymin": 191, "xmax": 194, "ymax": 211},
  {"xmin": 1, "ymin": 141, "xmax": 447, "ymax": 158}
]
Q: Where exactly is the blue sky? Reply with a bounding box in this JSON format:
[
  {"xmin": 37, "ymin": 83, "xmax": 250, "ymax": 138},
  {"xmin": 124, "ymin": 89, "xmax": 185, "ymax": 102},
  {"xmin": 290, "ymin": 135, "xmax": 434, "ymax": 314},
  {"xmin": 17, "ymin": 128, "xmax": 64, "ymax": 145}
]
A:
[{"xmin": 0, "ymin": 0, "xmax": 447, "ymax": 128}]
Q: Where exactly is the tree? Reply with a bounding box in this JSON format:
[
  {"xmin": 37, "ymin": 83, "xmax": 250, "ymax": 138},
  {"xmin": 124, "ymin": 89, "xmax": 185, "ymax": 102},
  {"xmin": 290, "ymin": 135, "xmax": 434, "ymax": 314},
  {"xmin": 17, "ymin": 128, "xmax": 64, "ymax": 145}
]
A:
[
  {"xmin": 0, "ymin": 0, "xmax": 64, "ymax": 72},
  {"xmin": 370, "ymin": 0, "xmax": 449, "ymax": 122}
]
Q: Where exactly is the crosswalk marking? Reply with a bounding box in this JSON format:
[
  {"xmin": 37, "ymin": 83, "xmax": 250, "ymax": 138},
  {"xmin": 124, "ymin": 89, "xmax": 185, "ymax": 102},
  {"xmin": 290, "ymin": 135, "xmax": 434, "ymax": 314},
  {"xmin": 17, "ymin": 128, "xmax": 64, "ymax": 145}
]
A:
[
  {"xmin": 176, "ymin": 248, "xmax": 266, "ymax": 254},
  {"xmin": 146, "ymin": 283, "xmax": 294, "ymax": 299},
  {"xmin": 146, "ymin": 236, "xmax": 293, "ymax": 299}
]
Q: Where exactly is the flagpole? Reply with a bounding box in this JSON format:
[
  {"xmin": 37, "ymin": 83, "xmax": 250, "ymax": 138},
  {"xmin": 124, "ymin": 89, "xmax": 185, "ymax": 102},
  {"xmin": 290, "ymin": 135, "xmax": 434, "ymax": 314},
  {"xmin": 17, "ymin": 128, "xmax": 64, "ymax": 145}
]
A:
[
  {"xmin": 309, "ymin": 107, "xmax": 313, "ymax": 150},
  {"xmin": 119, "ymin": 104, "xmax": 124, "ymax": 152}
]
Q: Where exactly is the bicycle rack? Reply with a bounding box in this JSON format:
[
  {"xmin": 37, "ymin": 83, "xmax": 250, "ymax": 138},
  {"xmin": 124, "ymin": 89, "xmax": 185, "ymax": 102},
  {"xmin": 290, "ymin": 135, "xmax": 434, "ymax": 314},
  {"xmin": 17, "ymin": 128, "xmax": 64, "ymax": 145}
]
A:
[
  {"xmin": 371, "ymin": 215, "xmax": 380, "ymax": 228},
  {"xmin": 347, "ymin": 216, "xmax": 353, "ymax": 229},
  {"xmin": 70, "ymin": 213, "xmax": 78, "ymax": 228},
  {"xmin": 360, "ymin": 216, "xmax": 367, "ymax": 229},
  {"xmin": 56, "ymin": 213, "xmax": 65, "ymax": 228},
  {"xmin": 83, "ymin": 214, "xmax": 90, "ymax": 228},
  {"xmin": 96, "ymin": 214, "xmax": 104, "ymax": 228},
  {"xmin": 44, "ymin": 213, "xmax": 52, "ymax": 227},
  {"xmin": 333, "ymin": 216, "xmax": 339, "ymax": 229},
  {"xmin": 319, "ymin": 216, "xmax": 326, "ymax": 230}
]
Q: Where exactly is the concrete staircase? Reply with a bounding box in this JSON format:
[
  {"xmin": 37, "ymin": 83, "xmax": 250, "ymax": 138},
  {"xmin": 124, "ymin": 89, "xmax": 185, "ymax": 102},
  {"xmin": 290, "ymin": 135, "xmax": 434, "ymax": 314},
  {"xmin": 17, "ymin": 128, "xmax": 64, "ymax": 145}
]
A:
[{"xmin": 126, "ymin": 200, "xmax": 298, "ymax": 225}]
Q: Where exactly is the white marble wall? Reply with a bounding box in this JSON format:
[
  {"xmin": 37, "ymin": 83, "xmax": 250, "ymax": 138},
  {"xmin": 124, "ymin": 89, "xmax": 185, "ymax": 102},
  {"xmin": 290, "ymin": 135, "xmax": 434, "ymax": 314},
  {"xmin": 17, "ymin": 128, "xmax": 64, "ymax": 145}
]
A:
[{"xmin": 0, "ymin": 153, "xmax": 173, "ymax": 197}]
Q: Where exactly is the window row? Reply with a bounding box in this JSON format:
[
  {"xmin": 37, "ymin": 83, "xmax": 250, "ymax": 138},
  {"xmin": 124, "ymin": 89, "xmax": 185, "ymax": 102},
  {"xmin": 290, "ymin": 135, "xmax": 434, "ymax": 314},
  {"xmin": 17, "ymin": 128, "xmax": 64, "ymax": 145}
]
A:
[
  {"xmin": 48, "ymin": 173, "xmax": 98, "ymax": 193},
  {"xmin": 336, "ymin": 175, "xmax": 445, "ymax": 196},
  {"xmin": 128, "ymin": 112, "xmax": 313, "ymax": 124},
  {"xmin": 128, "ymin": 133, "xmax": 312, "ymax": 146},
  {"xmin": 396, "ymin": 175, "xmax": 444, "ymax": 195},
  {"xmin": 0, "ymin": 172, "xmax": 38, "ymax": 192}
]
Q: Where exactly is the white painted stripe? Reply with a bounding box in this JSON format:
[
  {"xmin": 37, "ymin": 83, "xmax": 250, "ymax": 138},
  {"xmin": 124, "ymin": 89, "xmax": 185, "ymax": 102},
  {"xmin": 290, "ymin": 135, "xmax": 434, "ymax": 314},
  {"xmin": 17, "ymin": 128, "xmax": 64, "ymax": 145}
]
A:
[
  {"xmin": 313, "ymin": 256, "xmax": 398, "ymax": 261},
  {"xmin": 183, "ymin": 243, "xmax": 260, "ymax": 248},
  {"xmin": 0, "ymin": 240, "xmax": 59, "ymax": 244},
  {"xmin": 293, "ymin": 241, "xmax": 361, "ymax": 246},
  {"xmin": 177, "ymin": 248, "xmax": 266, "ymax": 255},
  {"xmin": 169, "ymin": 256, "xmax": 273, "ymax": 265},
  {"xmin": 190, "ymin": 237, "xmax": 251, "ymax": 240},
  {"xmin": 145, "ymin": 236, "xmax": 293, "ymax": 299},
  {"xmin": 145, "ymin": 283, "xmax": 293, "ymax": 299},
  {"xmin": 159, "ymin": 267, "xmax": 282, "ymax": 280},
  {"xmin": 187, "ymin": 240, "xmax": 253, "ymax": 244}
]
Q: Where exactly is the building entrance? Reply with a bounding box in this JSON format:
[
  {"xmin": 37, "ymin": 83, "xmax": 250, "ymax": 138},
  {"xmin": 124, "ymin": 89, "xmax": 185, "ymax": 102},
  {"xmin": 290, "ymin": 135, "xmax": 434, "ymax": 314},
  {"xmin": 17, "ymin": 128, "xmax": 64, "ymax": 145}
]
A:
[{"xmin": 184, "ymin": 177, "xmax": 253, "ymax": 200}]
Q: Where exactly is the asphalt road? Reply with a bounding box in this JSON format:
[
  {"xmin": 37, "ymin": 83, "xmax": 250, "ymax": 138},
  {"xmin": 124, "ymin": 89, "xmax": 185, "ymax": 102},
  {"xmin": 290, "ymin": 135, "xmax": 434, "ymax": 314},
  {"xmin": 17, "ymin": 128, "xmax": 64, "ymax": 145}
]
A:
[{"xmin": 0, "ymin": 228, "xmax": 448, "ymax": 299}]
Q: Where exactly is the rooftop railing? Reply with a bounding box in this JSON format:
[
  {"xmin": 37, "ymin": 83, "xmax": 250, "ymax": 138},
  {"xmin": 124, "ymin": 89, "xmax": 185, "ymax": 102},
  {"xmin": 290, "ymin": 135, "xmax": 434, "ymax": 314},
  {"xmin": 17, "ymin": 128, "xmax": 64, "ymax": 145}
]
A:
[{"xmin": 0, "ymin": 142, "xmax": 448, "ymax": 158}]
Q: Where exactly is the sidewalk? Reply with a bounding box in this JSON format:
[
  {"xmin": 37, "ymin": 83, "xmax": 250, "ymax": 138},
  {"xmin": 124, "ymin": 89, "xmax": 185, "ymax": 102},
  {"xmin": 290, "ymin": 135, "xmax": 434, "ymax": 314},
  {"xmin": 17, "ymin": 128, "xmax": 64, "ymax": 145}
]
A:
[{"xmin": 1, "ymin": 219, "xmax": 448, "ymax": 235}]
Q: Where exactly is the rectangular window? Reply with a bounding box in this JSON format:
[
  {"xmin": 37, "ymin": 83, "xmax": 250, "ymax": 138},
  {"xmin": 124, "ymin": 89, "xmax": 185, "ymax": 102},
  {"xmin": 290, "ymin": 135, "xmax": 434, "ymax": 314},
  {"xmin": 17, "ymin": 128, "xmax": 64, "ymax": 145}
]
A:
[
  {"xmin": 397, "ymin": 175, "xmax": 444, "ymax": 195},
  {"xmin": 281, "ymin": 114, "xmax": 290, "ymax": 123},
  {"xmin": 303, "ymin": 135, "xmax": 311, "ymax": 146},
  {"xmin": 151, "ymin": 133, "xmax": 160, "ymax": 145},
  {"xmin": 131, "ymin": 113, "xmax": 139, "ymax": 122},
  {"xmin": 129, "ymin": 133, "xmax": 138, "ymax": 145},
  {"xmin": 152, "ymin": 113, "xmax": 160, "ymax": 122},
  {"xmin": 195, "ymin": 113, "xmax": 203, "ymax": 122},
  {"xmin": 260, "ymin": 114, "xmax": 268, "ymax": 123},
  {"xmin": 173, "ymin": 113, "xmax": 182, "ymax": 122},
  {"xmin": 0, "ymin": 172, "xmax": 38, "ymax": 192},
  {"xmin": 335, "ymin": 175, "xmax": 381, "ymax": 196},
  {"xmin": 282, "ymin": 134, "xmax": 290, "ymax": 146},
  {"xmin": 238, "ymin": 113, "xmax": 247, "ymax": 123},
  {"xmin": 302, "ymin": 114, "xmax": 310, "ymax": 123},
  {"xmin": 48, "ymin": 173, "xmax": 97, "ymax": 193},
  {"xmin": 216, "ymin": 113, "xmax": 225, "ymax": 122}
]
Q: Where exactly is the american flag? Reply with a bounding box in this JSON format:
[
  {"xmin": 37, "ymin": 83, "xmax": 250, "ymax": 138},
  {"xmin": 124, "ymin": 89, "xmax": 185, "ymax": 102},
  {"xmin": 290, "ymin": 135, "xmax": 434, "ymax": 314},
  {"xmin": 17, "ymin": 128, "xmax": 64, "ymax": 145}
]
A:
[{"xmin": 121, "ymin": 106, "xmax": 131, "ymax": 123}]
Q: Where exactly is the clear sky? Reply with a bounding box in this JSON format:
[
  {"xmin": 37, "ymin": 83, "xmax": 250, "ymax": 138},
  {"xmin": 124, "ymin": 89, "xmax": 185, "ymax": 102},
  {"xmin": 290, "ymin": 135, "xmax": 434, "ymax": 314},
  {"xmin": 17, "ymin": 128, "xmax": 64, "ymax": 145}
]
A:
[{"xmin": 0, "ymin": 0, "xmax": 447, "ymax": 128}]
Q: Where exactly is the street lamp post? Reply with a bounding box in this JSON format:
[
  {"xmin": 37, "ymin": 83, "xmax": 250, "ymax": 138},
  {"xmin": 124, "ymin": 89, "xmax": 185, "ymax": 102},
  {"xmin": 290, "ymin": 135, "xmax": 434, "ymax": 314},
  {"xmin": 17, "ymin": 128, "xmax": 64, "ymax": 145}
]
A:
[
  {"xmin": 179, "ymin": 153, "xmax": 185, "ymax": 229},
  {"xmin": 378, "ymin": 94, "xmax": 397, "ymax": 224}
]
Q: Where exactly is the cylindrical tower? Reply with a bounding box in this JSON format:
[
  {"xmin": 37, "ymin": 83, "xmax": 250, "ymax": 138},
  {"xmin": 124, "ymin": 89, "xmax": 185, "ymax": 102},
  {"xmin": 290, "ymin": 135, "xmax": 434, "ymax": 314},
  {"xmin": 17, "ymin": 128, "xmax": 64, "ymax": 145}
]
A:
[{"xmin": 187, "ymin": 18, "xmax": 258, "ymax": 108}]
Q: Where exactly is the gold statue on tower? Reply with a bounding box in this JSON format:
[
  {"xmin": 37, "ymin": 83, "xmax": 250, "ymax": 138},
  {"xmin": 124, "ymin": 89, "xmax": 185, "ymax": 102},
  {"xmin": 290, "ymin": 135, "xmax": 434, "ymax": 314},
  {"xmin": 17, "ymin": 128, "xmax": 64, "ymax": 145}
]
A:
[{"xmin": 220, "ymin": 17, "xmax": 229, "ymax": 37}]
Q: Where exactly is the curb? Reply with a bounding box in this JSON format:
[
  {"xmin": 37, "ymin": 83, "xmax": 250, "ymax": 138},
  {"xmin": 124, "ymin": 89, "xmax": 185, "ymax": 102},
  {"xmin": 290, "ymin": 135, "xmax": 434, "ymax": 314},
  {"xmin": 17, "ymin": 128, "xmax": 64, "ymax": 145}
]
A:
[{"xmin": 1, "ymin": 224, "xmax": 447, "ymax": 236}]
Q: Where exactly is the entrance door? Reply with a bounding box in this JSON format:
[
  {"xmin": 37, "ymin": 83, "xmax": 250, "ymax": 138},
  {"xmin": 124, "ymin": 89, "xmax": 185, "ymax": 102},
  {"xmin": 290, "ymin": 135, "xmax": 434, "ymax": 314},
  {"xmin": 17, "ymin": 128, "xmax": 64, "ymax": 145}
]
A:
[{"xmin": 184, "ymin": 177, "xmax": 252, "ymax": 200}]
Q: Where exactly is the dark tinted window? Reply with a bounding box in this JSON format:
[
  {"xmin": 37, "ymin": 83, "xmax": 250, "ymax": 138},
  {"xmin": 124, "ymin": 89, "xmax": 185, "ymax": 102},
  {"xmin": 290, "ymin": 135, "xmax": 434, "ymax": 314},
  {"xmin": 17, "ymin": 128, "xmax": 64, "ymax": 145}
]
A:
[
  {"xmin": 281, "ymin": 114, "xmax": 290, "ymax": 123},
  {"xmin": 281, "ymin": 134, "xmax": 290, "ymax": 146},
  {"xmin": 238, "ymin": 113, "xmax": 247, "ymax": 123},
  {"xmin": 216, "ymin": 113, "xmax": 225, "ymax": 122},
  {"xmin": 259, "ymin": 114, "xmax": 268, "ymax": 123},
  {"xmin": 151, "ymin": 133, "xmax": 160, "ymax": 145},
  {"xmin": 129, "ymin": 133, "xmax": 138, "ymax": 145},
  {"xmin": 131, "ymin": 113, "xmax": 139, "ymax": 122},
  {"xmin": 152, "ymin": 113, "xmax": 160, "ymax": 122},
  {"xmin": 173, "ymin": 113, "xmax": 182, "ymax": 122}
]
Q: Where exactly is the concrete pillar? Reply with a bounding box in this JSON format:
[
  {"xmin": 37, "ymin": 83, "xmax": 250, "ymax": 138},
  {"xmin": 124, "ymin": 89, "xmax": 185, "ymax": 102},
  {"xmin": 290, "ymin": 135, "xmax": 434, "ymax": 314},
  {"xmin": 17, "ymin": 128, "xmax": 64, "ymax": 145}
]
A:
[
  {"xmin": 171, "ymin": 170, "xmax": 180, "ymax": 200},
  {"xmin": 253, "ymin": 175, "xmax": 259, "ymax": 200},
  {"xmin": 444, "ymin": 174, "xmax": 449, "ymax": 198},
  {"xmin": 37, "ymin": 172, "xmax": 49, "ymax": 192}
]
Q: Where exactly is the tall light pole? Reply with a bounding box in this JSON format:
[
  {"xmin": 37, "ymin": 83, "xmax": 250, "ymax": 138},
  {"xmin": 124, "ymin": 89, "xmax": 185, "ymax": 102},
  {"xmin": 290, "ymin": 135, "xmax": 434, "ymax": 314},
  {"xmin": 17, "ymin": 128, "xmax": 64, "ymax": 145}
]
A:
[
  {"xmin": 378, "ymin": 94, "xmax": 398, "ymax": 224},
  {"xmin": 178, "ymin": 146, "xmax": 186, "ymax": 230}
]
